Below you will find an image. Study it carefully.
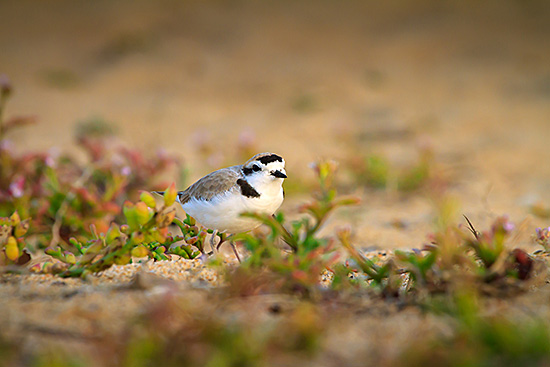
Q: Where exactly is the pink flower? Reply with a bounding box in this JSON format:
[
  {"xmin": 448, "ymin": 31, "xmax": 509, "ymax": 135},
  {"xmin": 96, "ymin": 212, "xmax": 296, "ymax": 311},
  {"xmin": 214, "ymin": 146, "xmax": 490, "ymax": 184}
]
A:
[
  {"xmin": 46, "ymin": 147, "xmax": 60, "ymax": 167},
  {"xmin": 503, "ymin": 221, "xmax": 515, "ymax": 233},
  {"xmin": 121, "ymin": 166, "xmax": 131, "ymax": 176},
  {"xmin": 9, "ymin": 176, "xmax": 25, "ymax": 198},
  {"xmin": 0, "ymin": 139, "xmax": 13, "ymax": 152},
  {"xmin": 45, "ymin": 156, "xmax": 55, "ymax": 167}
]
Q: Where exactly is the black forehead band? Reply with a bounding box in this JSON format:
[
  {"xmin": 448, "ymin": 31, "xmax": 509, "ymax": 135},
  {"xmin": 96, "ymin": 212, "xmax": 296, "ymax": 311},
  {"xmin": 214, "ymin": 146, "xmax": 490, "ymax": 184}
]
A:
[{"xmin": 256, "ymin": 154, "xmax": 283, "ymax": 164}]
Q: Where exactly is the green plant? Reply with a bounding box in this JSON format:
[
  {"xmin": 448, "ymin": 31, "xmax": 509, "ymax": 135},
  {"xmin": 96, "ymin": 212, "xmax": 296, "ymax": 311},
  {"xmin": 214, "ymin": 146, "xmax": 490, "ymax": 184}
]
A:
[
  {"xmin": 464, "ymin": 216, "xmax": 511, "ymax": 269},
  {"xmin": 336, "ymin": 227, "xmax": 401, "ymax": 296},
  {"xmin": 0, "ymin": 75, "xmax": 37, "ymax": 142},
  {"xmin": 229, "ymin": 160, "xmax": 360, "ymax": 296},
  {"xmin": 351, "ymin": 146, "xmax": 437, "ymax": 193},
  {"xmin": 530, "ymin": 203, "xmax": 550, "ymax": 219},
  {"xmin": 534, "ymin": 227, "xmax": 550, "ymax": 252},
  {"xmin": 338, "ymin": 213, "xmax": 534, "ymax": 299},
  {"xmin": 399, "ymin": 291, "xmax": 550, "ymax": 367},
  {"xmin": 1, "ymin": 78, "xmax": 183, "ymax": 251},
  {"xmin": 0, "ymin": 211, "xmax": 31, "ymax": 267},
  {"xmin": 99, "ymin": 296, "xmax": 325, "ymax": 367},
  {"xmin": 359, "ymin": 154, "xmax": 390, "ymax": 189},
  {"xmin": 32, "ymin": 185, "xmax": 202, "ymax": 277}
]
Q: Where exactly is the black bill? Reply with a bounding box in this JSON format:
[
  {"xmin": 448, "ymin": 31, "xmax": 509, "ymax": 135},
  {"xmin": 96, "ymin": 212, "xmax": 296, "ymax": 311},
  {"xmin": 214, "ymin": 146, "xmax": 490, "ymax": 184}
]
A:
[{"xmin": 271, "ymin": 170, "xmax": 287, "ymax": 178}]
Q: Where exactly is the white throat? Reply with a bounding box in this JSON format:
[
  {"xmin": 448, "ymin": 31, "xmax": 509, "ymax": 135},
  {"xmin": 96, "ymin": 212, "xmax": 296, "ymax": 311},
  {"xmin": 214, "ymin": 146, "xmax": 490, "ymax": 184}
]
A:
[{"xmin": 246, "ymin": 172, "xmax": 283, "ymax": 197}]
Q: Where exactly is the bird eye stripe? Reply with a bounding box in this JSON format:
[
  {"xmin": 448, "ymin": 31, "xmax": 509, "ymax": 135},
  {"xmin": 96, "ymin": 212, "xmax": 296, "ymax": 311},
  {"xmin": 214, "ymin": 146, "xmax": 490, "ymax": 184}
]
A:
[{"xmin": 253, "ymin": 164, "xmax": 261, "ymax": 171}]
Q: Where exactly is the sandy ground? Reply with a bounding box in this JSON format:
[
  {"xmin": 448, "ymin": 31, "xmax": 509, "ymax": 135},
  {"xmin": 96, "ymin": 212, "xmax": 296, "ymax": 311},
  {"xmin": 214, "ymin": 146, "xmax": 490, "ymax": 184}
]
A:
[
  {"xmin": 2, "ymin": 0, "xmax": 549, "ymax": 249},
  {"xmin": 1, "ymin": 0, "xmax": 550, "ymax": 363}
]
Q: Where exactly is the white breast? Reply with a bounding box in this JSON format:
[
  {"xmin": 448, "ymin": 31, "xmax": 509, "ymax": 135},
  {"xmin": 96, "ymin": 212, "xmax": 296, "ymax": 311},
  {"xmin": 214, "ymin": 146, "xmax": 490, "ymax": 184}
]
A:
[{"xmin": 181, "ymin": 186, "xmax": 284, "ymax": 234}]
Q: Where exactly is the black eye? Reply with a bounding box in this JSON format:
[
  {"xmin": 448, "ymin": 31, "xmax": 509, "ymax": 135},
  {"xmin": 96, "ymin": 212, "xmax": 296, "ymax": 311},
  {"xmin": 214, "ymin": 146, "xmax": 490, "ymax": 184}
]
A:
[{"xmin": 252, "ymin": 164, "xmax": 261, "ymax": 172}]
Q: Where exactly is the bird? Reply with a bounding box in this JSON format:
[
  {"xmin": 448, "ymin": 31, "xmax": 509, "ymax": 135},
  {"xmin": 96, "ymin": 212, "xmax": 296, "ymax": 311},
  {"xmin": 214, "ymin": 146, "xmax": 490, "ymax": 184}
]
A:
[{"xmin": 156, "ymin": 152, "xmax": 287, "ymax": 261}]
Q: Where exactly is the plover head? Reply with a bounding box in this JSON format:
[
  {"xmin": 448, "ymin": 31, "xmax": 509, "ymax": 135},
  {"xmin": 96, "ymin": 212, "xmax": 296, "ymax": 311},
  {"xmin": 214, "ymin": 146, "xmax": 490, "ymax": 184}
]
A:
[{"xmin": 241, "ymin": 152, "xmax": 287, "ymax": 187}]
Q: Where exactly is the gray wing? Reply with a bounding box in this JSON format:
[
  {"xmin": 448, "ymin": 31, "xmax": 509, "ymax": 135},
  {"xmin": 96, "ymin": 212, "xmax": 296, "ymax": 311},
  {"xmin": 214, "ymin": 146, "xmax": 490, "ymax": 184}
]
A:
[{"xmin": 178, "ymin": 165, "xmax": 242, "ymax": 204}]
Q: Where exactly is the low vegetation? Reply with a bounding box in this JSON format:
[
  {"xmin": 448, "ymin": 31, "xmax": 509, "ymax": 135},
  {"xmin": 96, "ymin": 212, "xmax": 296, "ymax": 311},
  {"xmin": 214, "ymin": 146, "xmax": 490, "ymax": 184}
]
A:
[{"xmin": 1, "ymin": 75, "xmax": 549, "ymax": 366}]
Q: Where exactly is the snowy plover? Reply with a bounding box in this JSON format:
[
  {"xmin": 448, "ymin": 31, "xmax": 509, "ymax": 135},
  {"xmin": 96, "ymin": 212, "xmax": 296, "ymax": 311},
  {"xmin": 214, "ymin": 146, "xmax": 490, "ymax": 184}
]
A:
[{"xmin": 157, "ymin": 152, "xmax": 287, "ymax": 260}]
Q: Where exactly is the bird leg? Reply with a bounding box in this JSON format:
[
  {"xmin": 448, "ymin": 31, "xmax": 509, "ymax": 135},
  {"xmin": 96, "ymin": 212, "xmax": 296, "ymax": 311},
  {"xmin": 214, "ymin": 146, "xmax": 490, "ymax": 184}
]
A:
[
  {"xmin": 214, "ymin": 233, "xmax": 241, "ymax": 263},
  {"xmin": 215, "ymin": 232, "xmax": 228, "ymax": 251},
  {"xmin": 229, "ymin": 240, "xmax": 242, "ymax": 263},
  {"xmin": 209, "ymin": 230, "xmax": 219, "ymax": 254}
]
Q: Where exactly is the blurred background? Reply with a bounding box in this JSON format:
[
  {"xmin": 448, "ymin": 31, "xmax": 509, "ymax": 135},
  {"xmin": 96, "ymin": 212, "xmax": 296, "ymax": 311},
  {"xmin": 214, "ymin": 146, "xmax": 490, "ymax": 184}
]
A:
[{"xmin": 1, "ymin": 0, "xmax": 549, "ymax": 247}]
